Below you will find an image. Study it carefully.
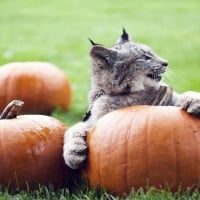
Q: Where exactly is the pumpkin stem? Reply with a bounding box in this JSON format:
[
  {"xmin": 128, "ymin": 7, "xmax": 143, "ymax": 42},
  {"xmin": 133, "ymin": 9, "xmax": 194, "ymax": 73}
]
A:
[{"xmin": 0, "ymin": 100, "xmax": 24, "ymax": 119}]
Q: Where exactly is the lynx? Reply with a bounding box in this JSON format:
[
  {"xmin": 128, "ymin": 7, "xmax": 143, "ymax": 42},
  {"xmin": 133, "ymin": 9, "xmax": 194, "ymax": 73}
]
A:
[{"xmin": 63, "ymin": 29, "xmax": 200, "ymax": 169}]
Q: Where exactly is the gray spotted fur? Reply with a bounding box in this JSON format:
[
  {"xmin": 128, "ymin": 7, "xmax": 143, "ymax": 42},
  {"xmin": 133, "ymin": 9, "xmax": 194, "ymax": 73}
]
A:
[{"xmin": 63, "ymin": 29, "xmax": 200, "ymax": 169}]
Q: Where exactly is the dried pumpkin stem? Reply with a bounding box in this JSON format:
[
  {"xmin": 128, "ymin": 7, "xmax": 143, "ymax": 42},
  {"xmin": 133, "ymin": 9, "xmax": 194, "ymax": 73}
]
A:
[{"xmin": 0, "ymin": 100, "xmax": 24, "ymax": 119}]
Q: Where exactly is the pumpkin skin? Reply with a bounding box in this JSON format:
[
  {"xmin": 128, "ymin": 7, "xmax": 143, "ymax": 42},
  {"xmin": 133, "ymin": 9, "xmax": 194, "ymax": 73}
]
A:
[
  {"xmin": 0, "ymin": 114, "xmax": 70, "ymax": 190},
  {"xmin": 0, "ymin": 62, "xmax": 71, "ymax": 114},
  {"xmin": 83, "ymin": 106, "xmax": 200, "ymax": 196}
]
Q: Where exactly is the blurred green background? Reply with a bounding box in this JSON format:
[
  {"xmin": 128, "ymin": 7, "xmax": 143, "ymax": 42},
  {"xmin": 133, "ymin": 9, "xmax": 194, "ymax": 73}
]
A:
[{"xmin": 0, "ymin": 0, "xmax": 200, "ymax": 126}]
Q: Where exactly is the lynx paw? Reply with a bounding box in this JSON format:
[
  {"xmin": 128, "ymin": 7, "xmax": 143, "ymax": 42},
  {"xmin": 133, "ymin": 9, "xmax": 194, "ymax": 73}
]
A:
[
  {"xmin": 63, "ymin": 123, "xmax": 88, "ymax": 169},
  {"xmin": 178, "ymin": 93, "xmax": 200, "ymax": 117}
]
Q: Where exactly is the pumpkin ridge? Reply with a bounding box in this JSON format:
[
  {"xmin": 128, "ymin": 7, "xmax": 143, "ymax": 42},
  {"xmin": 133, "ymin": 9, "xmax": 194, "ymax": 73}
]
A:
[
  {"xmin": 104, "ymin": 115, "xmax": 116, "ymax": 187},
  {"xmin": 188, "ymin": 115, "xmax": 200, "ymax": 187},
  {"xmin": 98, "ymin": 126, "xmax": 103, "ymax": 187},
  {"xmin": 145, "ymin": 107, "xmax": 152, "ymax": 186},
  {"xmin": 117, "ymin": 115, "xmax": 129, "ymax": 193},
  {"xmin": 127, "ymin": 111, "xmax": 138, "ymax": 190},
  {"xmin": 106, "ymin": 115, "xmax": 115, "ymax": 188},
  {"xmin": 22, "ymin": 117, "xmax": 43, "ymax": 131},
  {"xmin": 0, "ymin": 125, "xmax": 7, "ymax": 165},
  {"xmin": 5, "ymin": 69, "xmax": 14, "ymax": 105},
  {"xmin": 95, "ymin": 126, "xmax": 101, "ymax": 186},
  {"xmin": 172, "ymin": 116, "xmax": 178, "ymax": 189},
  {"xmin": 194, "ymin": 117, "xmax": 200, "ymax": 183},
  {"xmin": 117, "ymin": 113, "xmax": 129, "ymax": 192},
  {"xmin": 2, "ymin": 76, "xmax": 8, "ymax": 107},
  {"xmin": 37, "ymin": 77, "xmax": 43, "ymax": 112},
  {"xmin": 125, "ymin": 125, "xmax": 128, "ymax": 192}
]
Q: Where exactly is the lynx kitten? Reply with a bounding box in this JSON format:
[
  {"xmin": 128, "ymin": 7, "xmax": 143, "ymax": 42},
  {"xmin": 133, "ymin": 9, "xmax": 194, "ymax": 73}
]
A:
[{"xmin": 63, "ymin": 29, "xmax": 200, "ymax": 169}]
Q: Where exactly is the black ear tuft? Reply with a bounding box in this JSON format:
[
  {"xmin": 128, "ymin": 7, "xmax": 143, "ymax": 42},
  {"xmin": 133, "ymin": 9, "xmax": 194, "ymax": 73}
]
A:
[
  {"xmin": 122, "ymin": 27, "xmax": 129, "ymax": 41},
  {"xmin": 88, "ymin": 38, "xmax": 99, "ymax": 46},
  {"xmin": 115, "ymin": 27, "xmax": 131, "ymax": 44}
]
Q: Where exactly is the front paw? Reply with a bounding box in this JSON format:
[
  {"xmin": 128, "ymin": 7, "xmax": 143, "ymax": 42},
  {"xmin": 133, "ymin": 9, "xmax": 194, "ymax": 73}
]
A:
[
  {"xmin": 63, "ymin": 138, "xmax": 87, "ymax": 170},
  {"xmin": 63, "ymin": 123, "xmax": 88, "ymax": 169},
  {"xmin": 178, "ymin": 93, "xmax": 200, "ymax": 117}
]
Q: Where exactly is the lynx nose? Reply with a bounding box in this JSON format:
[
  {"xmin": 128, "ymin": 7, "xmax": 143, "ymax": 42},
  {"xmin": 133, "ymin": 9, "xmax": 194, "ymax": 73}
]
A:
[{"xmin": 162, "ymin": 60, "xmax": 168, "ymax": 67}]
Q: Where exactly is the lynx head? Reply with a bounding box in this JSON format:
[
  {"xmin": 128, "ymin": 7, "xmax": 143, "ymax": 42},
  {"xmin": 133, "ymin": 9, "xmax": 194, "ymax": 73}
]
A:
[{"xmin": 89, "ymin": 28, "xmax": 168, "ymax": 95}]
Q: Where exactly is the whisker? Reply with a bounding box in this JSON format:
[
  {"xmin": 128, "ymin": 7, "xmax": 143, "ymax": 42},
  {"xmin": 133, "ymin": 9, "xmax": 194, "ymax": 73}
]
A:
[{"xmin": 164, "ymin": 69, "xmax": 178, "ymax": 81}]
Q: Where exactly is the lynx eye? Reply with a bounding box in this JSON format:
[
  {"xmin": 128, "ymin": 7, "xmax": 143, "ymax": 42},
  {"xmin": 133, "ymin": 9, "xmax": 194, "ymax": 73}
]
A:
[{"xmin": 144, "ymin": 55, "xmax": 151, "ymax": 60}]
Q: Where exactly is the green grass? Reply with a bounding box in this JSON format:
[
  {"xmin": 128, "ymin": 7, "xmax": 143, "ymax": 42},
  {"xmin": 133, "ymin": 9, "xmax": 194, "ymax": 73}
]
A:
[
  {"xmin": 0, "ymin": 185, "xmax": 200, "ymax": 200},
  {"xmin": 0, "ymin": 0, "xmax": 200, "ymax": 199}
]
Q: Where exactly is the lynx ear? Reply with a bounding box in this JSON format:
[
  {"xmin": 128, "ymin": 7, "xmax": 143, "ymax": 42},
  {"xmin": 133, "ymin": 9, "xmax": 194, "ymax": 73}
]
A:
[
  {"xmin": 90, "ymin": 45, "xmax": 117, "ymax": 66},
  {"xmin": 116, "ymin": 28, "xmax": 131, "ymax": 44}
]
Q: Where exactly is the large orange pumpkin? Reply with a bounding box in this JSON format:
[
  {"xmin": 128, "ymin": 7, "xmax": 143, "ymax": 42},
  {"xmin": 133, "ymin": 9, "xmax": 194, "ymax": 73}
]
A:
[
  {"xmin": 0, "ymin": 100, "xmax": 70, "ymax": 190},
  {"xmin": 0, "ymin": 62, "xmax": 71, "ymax": 114},
  {"xmin": 84, "ymin": 106, "xmax": 200, "ymax": 196}
]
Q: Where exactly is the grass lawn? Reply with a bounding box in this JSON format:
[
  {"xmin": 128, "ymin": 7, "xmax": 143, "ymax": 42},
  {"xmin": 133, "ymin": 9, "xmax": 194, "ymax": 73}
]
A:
[{"xmin": 0, "ymin": 0, "xmax": 200, "ymax": 199}]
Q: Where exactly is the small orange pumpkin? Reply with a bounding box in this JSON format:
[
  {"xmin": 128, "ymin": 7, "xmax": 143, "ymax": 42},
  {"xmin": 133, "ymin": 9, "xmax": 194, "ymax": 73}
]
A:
[
  {"xmin": 0, "ymin": 62, "xmax": 71, "ymax": 114},
  {"xmin": 0, "ymin": 100, "xmax": 70, "ymax": 190},
  {"xmin": 84, "ymin": 106, "xmax": 200, "ymax": 196}
]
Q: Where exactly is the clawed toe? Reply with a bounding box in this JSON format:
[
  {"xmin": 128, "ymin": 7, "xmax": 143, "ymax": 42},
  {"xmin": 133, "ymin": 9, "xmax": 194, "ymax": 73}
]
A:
[
  {"xmin": 183, "ymin": 99, "xmax": 200, "ymax": 118},
  {"xmin": 64, "ymin": 153, "xmax": 87, "ymax": 169},
  {"xmin": 63, "ymin": 138, "xmax": 88, "ymax": 169},
  {"xmin": 73, "ymin": 143, "xmax": 88, "ymax": 154},
  {"xmin": 187, "ymin": 104, "xmax": 200, "ymax": 117}
]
